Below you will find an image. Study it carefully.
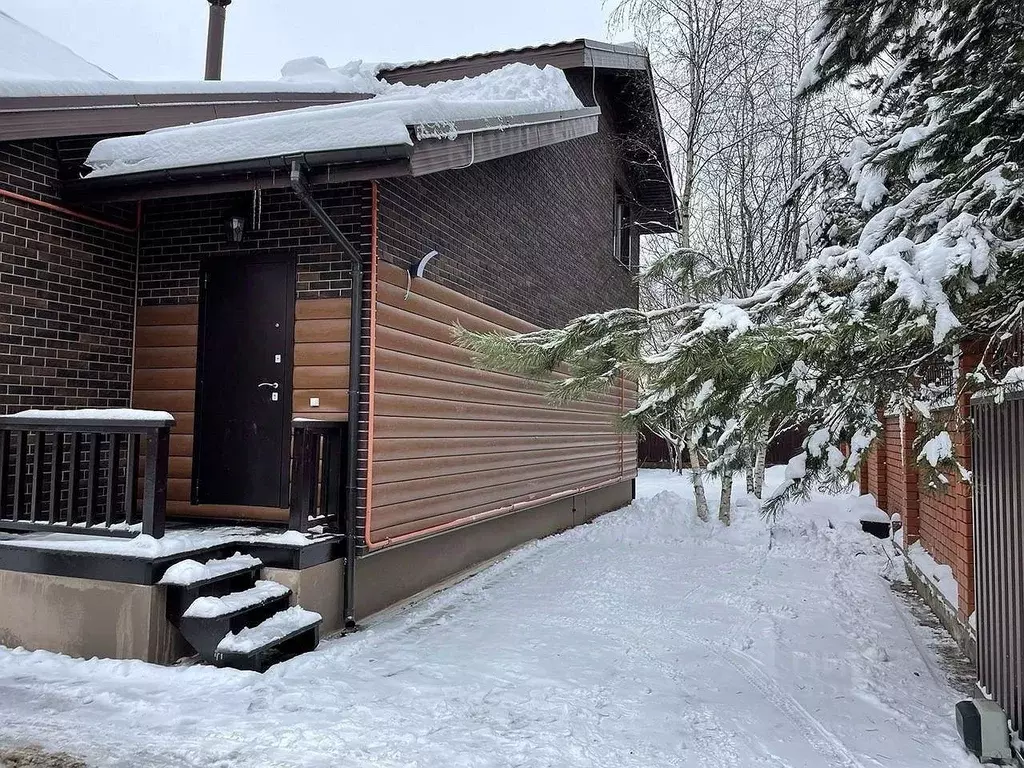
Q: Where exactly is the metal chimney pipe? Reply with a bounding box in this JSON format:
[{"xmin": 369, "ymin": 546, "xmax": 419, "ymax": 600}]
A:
[{"xmin": 204, "ymin": 0, "xmax": 231, "ymax": 80}]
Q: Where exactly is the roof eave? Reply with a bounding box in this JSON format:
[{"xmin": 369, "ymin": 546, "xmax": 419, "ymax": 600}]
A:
[
  {"xmin": 62, "ymin": 143, "xmax": 414, "ymax": 203},
  {"xmin": 0, "ymin": 91, "xmax": 371, "ymax": 142},
  {"xmin": 61, "ymin": 108, "xmax": 603, "ymax": 203}
]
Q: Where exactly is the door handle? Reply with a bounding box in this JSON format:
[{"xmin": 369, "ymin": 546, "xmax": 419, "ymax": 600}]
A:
[{"xmin": 257, "ymin": 382, "xmax": 279, "ymax": 390}]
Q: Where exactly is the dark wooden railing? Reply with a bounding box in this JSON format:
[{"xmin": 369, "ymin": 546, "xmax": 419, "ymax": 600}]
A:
[
  {"xmin": 290, "ymin": 419, "xmax": 345, "ymax": 533},
  {"xmin": 0, "ymin": 412, "xmax": 173, "ymax": 539}
]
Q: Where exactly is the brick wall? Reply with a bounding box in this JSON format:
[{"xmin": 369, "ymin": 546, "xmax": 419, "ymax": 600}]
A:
[
  {"xmin": 0, "ymin": 140, "xmax": 137, "ymax": 414},
  {"xmin": 377, "ymin": 97, "xmax": 637, "ymax": 329},
  {"xmin": 918, "ymin": 405, "xmax": 974, "ymax": 617},
  {"xmin": 137, "ymin": 184, "xmax": 371, "ymax": 305},
  {"xmin": 868, "ymin": 402, "xmax": 975, "ymax": 619},
  {"xmin": 883, "ymin": 414, "xmax": 920, "ymax": 541},
  {"xmin": 864, "ymin": 439, "xmax": 887, "ymax": 511}
]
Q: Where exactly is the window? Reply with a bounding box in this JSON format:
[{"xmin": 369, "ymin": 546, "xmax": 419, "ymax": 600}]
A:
[{"xmin": 614, "ymin": 194, "xmax": 636, "ymax": 271}]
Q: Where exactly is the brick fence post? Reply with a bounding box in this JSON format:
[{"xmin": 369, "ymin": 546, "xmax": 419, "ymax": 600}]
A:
[
  {"xmin": 900, "ymin": 414, "xmax": 921, "ymax": 545},
  {"xmin": 873, "ymin": 410, "xmax": 888, "ymax": 511}
]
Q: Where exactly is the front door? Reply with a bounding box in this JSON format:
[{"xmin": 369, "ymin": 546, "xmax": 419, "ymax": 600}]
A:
[{"xmin": 193, "ymin": 254, "xmax": 295, "ymax": 508}]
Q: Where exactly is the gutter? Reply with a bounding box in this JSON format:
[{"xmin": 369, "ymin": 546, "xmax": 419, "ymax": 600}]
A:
[
  {"xmin": 63, "ymin": 144, "xmax": 413, "ymax": 200},
  {"xmin": 288, "ymin": 161, "xmax": 361, "ymax": 631}
]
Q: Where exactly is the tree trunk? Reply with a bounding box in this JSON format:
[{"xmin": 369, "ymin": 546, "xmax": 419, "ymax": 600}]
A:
[
  {"xmin": 753, "ymin": 440, "xmax": 768, "ymax": 499},
  {"xmin": 688, "ymin": 437, "xmax": 710, "ymax": 521},
  {"xmin": 745, "ymin": 464, "xmax": 755, "ymax": 494},
  {"xmin": 719, "ymin": 471, "xmax": 733, "ymax": 525}
]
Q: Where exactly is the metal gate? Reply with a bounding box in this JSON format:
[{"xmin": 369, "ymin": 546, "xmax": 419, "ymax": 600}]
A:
[{"xmin": 971, "ymin": 390, "xmax": 1024, "ymax": 733}]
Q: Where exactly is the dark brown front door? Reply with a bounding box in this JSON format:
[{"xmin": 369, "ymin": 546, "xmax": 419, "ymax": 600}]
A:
[{"xmin": 193, "ymin": 254, "xmax": 295, "ymax": 508}]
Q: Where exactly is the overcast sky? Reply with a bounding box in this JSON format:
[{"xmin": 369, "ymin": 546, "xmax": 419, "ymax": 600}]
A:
[{"xmin": 0, "ymin": 0, "xmax": 621, "ymax": 82}]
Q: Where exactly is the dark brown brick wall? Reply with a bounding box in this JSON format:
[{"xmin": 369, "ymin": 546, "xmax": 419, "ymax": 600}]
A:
[
  {"xmin": 377, "ymin": 83, "xmax": 639, "ymax": 329},
  {"xmin": 0, "ymin": 140, "xmax": 137, "ymax": 414},
  {"xmin": 136, "ymin": 184, "xmax": 372, "ymax": 305}
]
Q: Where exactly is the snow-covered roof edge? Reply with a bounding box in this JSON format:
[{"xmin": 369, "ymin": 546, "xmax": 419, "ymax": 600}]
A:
[{"xmin": 81, "ymin": 63, "xmax": 590, "ymax": 181}]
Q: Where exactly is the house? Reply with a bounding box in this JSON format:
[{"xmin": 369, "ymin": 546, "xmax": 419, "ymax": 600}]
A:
[{"xmin": 0, "ymin": 7, "xmax": 675, "ymax": 670}]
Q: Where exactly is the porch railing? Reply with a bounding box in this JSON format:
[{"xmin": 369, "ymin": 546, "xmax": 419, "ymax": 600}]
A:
[
  {"xmin": 0, "ymin": 412, "xmax": 174, "ymax": 539},
  {"xmin": 289, "ymin": 419, "xmax": 345, "ymax": 533}
]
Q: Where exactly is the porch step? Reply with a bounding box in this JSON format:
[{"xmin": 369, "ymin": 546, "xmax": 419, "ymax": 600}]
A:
[
  {"xmin": 160, "ymin": 553, "xmax": 263, "ymax": 622},
  {"xmin": 178, "ymin": 581, "xmax": 294, "ymax": 662},
  {"xmin": 160, "ymin": 553, "xmax": 262, "ymax": 588},
  {"xmin": 213, "ymin": 606, "xmax": 322, "ymax": 672},
  {"xmin": 161, "ymin": 552, "xmax": 322, "ymax": 671}
]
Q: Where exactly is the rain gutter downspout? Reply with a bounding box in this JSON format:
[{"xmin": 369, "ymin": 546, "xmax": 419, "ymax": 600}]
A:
[{"xmin": 289, "ymin": 160, "xmax": 361, "ymax": 631}]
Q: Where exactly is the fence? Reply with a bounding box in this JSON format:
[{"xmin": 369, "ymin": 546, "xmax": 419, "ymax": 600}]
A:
[
  {"xmin": 971, "ymin": 389, "xmax": 1024, "ymax": 733},
  {"xmin": 0, "ymin": 412, "xmax": 173, "ymax": 539}
]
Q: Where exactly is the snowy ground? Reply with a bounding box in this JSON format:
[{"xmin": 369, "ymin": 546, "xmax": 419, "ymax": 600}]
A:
[{"xmin": 0, "ymin": 468, "xmax": 975, "ymax": 767}]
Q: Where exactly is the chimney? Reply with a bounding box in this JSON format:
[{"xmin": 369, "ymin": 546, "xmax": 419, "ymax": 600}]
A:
[{"xmin": 204, "ymin": 0, "xmax": 231, "ymax": 80}]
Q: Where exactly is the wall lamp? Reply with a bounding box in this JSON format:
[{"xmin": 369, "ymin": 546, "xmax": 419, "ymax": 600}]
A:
[
  {"xmin": 405, "ymin": 250, "xmax": 441, "ymax": 299},
  {"xmin": 225, "ymin": 213, "xmax": 246, "ymax": 244}
]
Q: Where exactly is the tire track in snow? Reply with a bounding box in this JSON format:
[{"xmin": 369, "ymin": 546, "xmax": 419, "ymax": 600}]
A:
[
  {"xmin": 657, "ymin": 534, "xmax": 866, "ymax": 768},
  {"xmin": 676, "ymin": 629, "xmax": 867, "ymax": 768}
]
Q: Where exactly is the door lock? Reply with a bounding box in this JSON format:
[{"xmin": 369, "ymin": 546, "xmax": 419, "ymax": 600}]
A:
[{"xmin": 257, "ymin": 382, "xmax": 279, "ymax": 390}]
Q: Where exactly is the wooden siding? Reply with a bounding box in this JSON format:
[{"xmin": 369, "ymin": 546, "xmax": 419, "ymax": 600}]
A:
[
  {"xmin": 132, "ymin": 297, "xmax": 350, "ymax": 522},
  {"xmin": 369, "ymin": 262, "xmax": 637, "ymax": 543}
]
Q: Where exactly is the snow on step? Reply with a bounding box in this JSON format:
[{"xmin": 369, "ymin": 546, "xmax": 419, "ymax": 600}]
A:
[
  {"xmin": 159, "ymin": 553, "xmax": 261, "ymax": 586},
  {"xmin": 216, "ymin": 606, "xmax": 321, "ymax": 654},
  {"xmin": 182, "ymin": 580, "xmax": 290, "ymax": 619}
]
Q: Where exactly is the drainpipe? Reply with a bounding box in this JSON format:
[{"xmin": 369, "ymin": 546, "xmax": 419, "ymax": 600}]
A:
[
  {"xmin": 204, "ymin": 0, "xmax": 231, "ymax": 81},
  {"xmin": 290, "ymin": 161, "xmax": 361, "ymax": 630}
]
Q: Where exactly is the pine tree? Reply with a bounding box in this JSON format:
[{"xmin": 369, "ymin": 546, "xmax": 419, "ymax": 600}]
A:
[{"xmin": 458, "ymin": 0, "xmax": 1023, "ymax": 515}]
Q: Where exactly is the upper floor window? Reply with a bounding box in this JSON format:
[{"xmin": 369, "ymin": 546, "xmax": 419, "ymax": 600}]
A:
[{"xmin": 614, "ymin": 194, "xmax": 637, "ymax": 272}]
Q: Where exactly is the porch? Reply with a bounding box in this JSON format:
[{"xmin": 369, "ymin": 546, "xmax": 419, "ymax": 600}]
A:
[{"xmin": 0, "ymin": 411, "xmax": 348, "ymax": 666}]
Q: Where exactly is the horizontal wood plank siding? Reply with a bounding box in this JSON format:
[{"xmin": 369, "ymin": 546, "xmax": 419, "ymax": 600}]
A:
[
  {"xmin": 132, "ymin": 297, "xmax": 350, "ymax": 523},
  {"xmin": 370, "ymin": 262, "xmax": 636, "ymax": 543},
  {"xmin": 293, "ymin": 298, "xmax": 351, "ymax": 421}
]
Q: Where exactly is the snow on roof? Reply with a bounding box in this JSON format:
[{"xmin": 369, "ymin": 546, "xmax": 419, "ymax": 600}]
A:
[
  {"xmin": 0, "ymin": 10, "xmax": 115, "ymax": 84},
  {"xmin": 279, "ymin": 57, "xmax": 387, "ymax": 95},
  {"xmin": 0, "ymin": 11, "xmax": 383, "ymax": 100},
  {"xmin": 0, "ymin": 78, "xmax": 384, "ymax": 100},
  {"xmin": 84, "ymin": 63, "xmax": 585, "ymax": 179}
]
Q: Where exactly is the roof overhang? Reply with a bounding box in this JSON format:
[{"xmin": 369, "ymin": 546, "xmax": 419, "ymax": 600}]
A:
[
  {"xmin": 0, "ymin": 91, "xmax": 372, "ymax": 141},
  {"xmin": 382, "ymin": 39, "xmax": 678, "ymax": 234},
  {"xmin": 379, "ymin": 39, "xmax": 649, "ymax": 83},
  {"xmin": 62, "ymin": 107, "xmax": 601, "ymax": 203}
]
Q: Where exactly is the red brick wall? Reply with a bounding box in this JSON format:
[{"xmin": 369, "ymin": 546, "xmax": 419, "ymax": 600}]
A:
[
  {"xmin": 867, "ymin": 403, "xmax": 974, "ymax": 619},
  {"xmin": 918, "ymin": 403, "xmax": 974, "ymax": 617},
  {"xmin": 884, "ymin": 415, "xmax": 920, "ymax": 541},
  {"xmin": 864, "ymin": 441, "xmax": 887, "ymax": 510}
]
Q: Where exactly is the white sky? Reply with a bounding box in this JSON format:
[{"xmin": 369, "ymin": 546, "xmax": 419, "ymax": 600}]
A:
[{"xmin": 0, "ymin": 0, "xmax": 622, "ymax": 82}]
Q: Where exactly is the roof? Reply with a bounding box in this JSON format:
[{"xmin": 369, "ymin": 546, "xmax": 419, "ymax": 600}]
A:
[
  {"xmin": 382, "ymin": 39, "xmax": 677, "ymax": 233},
  {"xmin": 0, "ymin": 10, "xmax": 114, "ymax": 83},
  {"xmin": 66, "ymin": 63, "xmax": 601, "ymax": 201},
  {"xmin": 0, "ymin": 15, "xmax": 378, "ymax": 140},
  {"xmin": 379, "ymin": 39, "xmax": 649, "ymax": 83},
  {"xmin": 61, "ymin": 38, "xmax": 677, "ymax": 233}
]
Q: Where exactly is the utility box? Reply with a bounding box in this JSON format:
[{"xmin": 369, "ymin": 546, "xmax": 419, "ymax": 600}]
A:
[{"xmin": 956, "ymin": 699, "xmax": 1013, "ymax": 764}]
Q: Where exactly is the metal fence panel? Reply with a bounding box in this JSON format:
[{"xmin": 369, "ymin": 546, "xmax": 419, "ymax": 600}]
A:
[{"xmin": 971, "ymin": 391, "xmax": 1024, "ymax": 732}]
